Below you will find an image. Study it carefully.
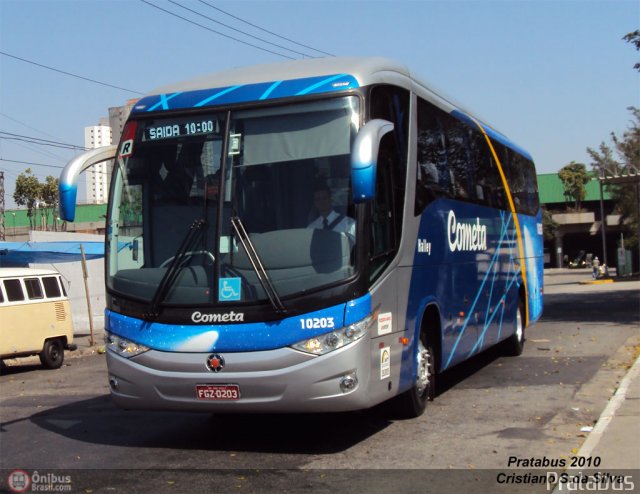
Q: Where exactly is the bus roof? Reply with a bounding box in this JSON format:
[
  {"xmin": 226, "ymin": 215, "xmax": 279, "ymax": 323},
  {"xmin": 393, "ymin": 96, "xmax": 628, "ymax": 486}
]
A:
[
  {"xmin": 132, "ymin": 56, "xmax": 532, "ymax": 161},
  {"xmin": 145, "ymin": 57, "xmax": 410, "ymax": 95}
]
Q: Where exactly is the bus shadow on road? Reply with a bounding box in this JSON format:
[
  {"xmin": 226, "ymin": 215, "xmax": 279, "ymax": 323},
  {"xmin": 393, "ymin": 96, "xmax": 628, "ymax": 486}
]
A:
[{"xmin": 25, "ymin": 395, "xmax": 392, "ymax": 456}]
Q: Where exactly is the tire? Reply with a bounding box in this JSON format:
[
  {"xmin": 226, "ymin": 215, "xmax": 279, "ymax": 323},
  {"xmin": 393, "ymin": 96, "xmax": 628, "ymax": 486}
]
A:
[
  {"xmin": 392, "ymin": 336, "xmax": 435, "ymax": 419},
  {"xmin": 39, "ymin": 339, "xmax": 65, "ymax": 369},
  {"xmin": 503, "ymin": 299, "xmax": 525, "ymax": 356}
]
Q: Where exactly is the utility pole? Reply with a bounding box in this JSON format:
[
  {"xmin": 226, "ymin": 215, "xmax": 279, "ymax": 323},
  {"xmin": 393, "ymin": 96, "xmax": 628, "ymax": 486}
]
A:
[{"xmin": 0, "ymin": 171, "xmax": 5, "ymax": 241}]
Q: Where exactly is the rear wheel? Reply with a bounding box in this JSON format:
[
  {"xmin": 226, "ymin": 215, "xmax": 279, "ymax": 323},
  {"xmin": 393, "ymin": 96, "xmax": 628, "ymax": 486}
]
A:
[
  {"xmin": 392, "ymin": 335, "xmax": 435, "ymax": 418},
  {"xmin": 503, "ymin": 299, "xmax": 525, "ymax": 356},
  {"xmin": 39, "ymin": 339, "xmax": 64, "ymax": 369}
]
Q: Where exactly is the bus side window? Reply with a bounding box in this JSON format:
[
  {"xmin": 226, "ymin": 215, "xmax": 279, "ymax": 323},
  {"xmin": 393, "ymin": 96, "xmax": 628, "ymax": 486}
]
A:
[
  {"xmin": 369, "ymin": 85, "xmax": 409, "ymax": 282},
  {"xmin": 416, "ymin": 98, "xmax": 452, "ymax": 214},
  {"xmin": 0, "ymin": 285, "xmax": 4, "ymax": 303},
  {"xmin": 369, "ymin": 135, "xmax": 396, "ymax": 280},
  {"xmin": 24, "ymin": 278, "xmax": 44, "ymax": 300},
  {"xmin": 372, "ymin": 139, "xmax": 394, "ymax": 251},
  {"xmin": 43, "ymin": 276, "xmax": 62, "ymax": 298},
  {"xmin": 4, "ymin": 279, "xmax": 25, "ymax": 302}
]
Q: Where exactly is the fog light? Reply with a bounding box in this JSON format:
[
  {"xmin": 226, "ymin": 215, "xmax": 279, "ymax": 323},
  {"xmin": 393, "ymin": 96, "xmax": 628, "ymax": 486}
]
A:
[
  {"xmin": 340, "ymin": 372, "xmax": 358, "ymax": 393},
  {"xmin": 109, "ymin": 376, "xmax": 119, "ymax": 390}
]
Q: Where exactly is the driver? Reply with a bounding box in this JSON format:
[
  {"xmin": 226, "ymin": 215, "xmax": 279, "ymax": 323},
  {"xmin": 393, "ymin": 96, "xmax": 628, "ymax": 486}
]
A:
[{"xmin": 307, "ymin": 183, "xmax": 355, "ymax": 242}]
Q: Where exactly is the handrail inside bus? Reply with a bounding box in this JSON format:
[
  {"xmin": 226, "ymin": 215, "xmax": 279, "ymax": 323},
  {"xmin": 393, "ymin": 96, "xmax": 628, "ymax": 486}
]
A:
[{"xmin": 59, "ymin": 145, "xmax": 117, "ymax": 222}]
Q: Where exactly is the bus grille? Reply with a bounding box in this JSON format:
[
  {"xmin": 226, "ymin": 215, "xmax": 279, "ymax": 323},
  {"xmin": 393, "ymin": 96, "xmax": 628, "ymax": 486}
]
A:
[{"xmin": 55, "ymin": 302, "xmax": 67, "ymax": 322}]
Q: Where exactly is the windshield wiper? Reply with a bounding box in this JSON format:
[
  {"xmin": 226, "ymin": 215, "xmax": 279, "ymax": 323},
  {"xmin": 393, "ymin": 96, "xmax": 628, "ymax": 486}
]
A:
[
  {"xmin": 144, "ymin": 218, "xmax": 205, "ymax": 321},
  {"xmin": 230, "ymin": 215, "xmax": 286, "ymax": 315}
]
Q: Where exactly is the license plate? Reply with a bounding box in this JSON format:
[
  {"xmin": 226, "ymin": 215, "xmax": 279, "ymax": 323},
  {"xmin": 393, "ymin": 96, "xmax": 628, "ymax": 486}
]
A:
[{"xmin": 196, "ymin": 384, "xmax": 240, "ymax": 401}]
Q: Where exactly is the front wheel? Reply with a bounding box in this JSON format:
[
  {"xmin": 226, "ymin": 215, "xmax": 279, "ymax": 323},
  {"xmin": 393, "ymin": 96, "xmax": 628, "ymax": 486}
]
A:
[
  {"xmin": 39, "ymin": 339, "xmax": 65, "ymax": 369},
  {"xmin": 503, "ymin": 299, "xmax": 525, "ymax": 356},
  {"xmin": 391, "ymin": 337, "xmax": 435, "ymax": 419}
]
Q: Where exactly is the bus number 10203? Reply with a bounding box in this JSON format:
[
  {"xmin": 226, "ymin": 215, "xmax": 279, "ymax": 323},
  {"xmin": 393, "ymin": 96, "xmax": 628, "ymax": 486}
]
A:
[{"xmin": 300, "ymin": 317, "xmax": 335, "ymax": 330}]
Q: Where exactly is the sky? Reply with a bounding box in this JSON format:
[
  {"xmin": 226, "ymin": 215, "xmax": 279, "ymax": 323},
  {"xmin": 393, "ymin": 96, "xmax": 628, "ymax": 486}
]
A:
[{"xmin": 0, "ymin": 0, "xmax": 638, "ymax": 209}]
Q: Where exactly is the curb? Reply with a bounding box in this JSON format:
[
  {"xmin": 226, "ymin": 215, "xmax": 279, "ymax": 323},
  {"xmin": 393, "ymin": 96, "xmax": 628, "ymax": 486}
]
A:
[
  {"xmin": 578, "ymin": 279, "xmax": 614, "ymax": 285},
  {"xmin": 551, "ymin": 355, "xmax": 640, "ymax": 493},
  {"xmin": 575, "ymin": 354, "xmax": 640, "ymax": 459}
]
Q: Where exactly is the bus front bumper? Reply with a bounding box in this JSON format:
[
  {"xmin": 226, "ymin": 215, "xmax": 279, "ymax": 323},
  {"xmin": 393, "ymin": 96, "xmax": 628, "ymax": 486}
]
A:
[{"xmin": 105, "ymin": 336, "xmax": 375, "ymax": 413}]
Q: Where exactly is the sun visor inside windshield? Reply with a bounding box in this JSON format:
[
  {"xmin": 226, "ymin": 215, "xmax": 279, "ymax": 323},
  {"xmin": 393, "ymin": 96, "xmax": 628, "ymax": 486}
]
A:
[{"xmin": 241, "ymin": 110, "xmax": 350, "ymax": 166}]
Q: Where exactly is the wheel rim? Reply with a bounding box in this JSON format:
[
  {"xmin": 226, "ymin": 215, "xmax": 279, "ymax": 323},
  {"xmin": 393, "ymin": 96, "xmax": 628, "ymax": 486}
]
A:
[
  {"xmin": 49, "ymin": 343, "xmax": 61, "ymax": 363},
  {"xmin": 415, "ymin": 340, "xmax": 431, "ymax": 396},
  {"xmin": 515, "ymin": 306, "xmax": 523, "ymax": 343}
]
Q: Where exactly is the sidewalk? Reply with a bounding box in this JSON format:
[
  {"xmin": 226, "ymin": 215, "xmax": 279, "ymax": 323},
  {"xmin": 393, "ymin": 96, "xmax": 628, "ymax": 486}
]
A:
[
  {"xmin": 576, "ymin": 354, "xmax": 640, "ymax": 469},
  {"xmin": 72, "ymin": 328, "xmax": 106, "ymax": 357}
]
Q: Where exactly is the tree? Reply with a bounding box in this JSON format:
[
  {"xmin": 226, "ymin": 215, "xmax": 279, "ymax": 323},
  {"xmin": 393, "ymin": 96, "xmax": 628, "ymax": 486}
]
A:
[
  {"xmin": 558, "ymin": 161, "xmax": 591, "ymax": 210},
  {"xmin": 623, "ymin": 30, "xmax": 640, "ymax": 72},
  {"xmin": 41, "ymin": 176, "xmax": 61, "ymax": 231},
  {"xmin": 12, "ymin": 169, "xmax": 61, "ymax": 231},
  {"xmin": 588, "ymin": 107, "xmax": 640, "ymax": 249},
  {"xmin": 13, "ymin": 168, "xmax": 42, "ymax": 229}
]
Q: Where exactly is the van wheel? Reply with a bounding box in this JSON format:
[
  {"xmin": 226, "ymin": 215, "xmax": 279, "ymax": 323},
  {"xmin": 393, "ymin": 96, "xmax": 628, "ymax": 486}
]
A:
[
  {"xmin": 504, "ymin": 299, "xmax": 525, "ymax": 356},
  {"xmin": 39, "ymin": 339, "xmax": 64, "ymax": 369},
  {"xmin": 392, "ymin": 336, "xmax": 435, "ymax": 419}
]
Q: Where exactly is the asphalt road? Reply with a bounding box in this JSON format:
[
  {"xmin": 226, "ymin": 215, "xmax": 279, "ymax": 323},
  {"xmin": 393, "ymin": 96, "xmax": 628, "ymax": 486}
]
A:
[{"xmin": 1, "ymin": 269, "xmax": 638, "ymax": 493}]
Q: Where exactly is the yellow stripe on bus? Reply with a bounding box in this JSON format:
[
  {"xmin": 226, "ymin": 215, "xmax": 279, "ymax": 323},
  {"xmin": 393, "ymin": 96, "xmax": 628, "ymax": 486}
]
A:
[{"xmin": 467, "ymin": 117, "xmax": 529, "ymax": 326}]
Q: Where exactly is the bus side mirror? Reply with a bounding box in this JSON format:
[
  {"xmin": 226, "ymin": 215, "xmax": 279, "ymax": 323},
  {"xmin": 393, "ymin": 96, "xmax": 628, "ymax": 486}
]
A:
[
  {"xmin": 59, "ymin": 145, "xmax": 117, "ymax": 222},
  {"xmin": 351, "ymin": 119, "xmax": 394, "ymax": 203}
]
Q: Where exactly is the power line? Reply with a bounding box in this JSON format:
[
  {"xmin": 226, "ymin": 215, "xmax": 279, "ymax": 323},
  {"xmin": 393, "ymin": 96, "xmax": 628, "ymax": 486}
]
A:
[
  {"xmin": 0, "ymin": 158, "xmax": 64, "ymax": 170},
  {"xmin": 0, "ymin": 51, "xmax": 145, "ymax": 95},
  {"xmin": 0, "ymin": 131, "xmax": 87, "ymax": 151},
  {"xmin": 140, "ymin": 0, "xmax": 296, "ymax": 60},
  {"xmin": 197, "ymin": 0, "xmax": 334, "ymax": 57},
  {"xmin": 168, "ymin": 0, "xmax": 315, "ymax": 58},
  {"xmin": 0, "ymin": 112, "xmax": 69, "ymax": 144}
]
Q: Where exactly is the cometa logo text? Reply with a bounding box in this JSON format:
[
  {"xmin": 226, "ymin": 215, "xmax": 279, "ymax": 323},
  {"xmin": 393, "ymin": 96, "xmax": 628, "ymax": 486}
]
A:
[
  {"xmin": 191, "ymin": 311, "xmax": 244, "ymax": 323},
  {"xmin": 447, "ymin": 210, "xmax": 487, "ymax": 252}
]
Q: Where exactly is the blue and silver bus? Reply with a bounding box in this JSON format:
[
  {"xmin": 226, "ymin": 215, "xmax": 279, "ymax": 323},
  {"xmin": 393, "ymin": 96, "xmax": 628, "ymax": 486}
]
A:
[{"xmin": 60, "ymin": 57, "xmax": 543, "ymax": 417}]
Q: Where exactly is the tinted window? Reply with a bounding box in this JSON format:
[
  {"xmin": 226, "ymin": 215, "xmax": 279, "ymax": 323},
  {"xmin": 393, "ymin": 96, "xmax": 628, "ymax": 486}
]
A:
[
  {"xmin": 369, "ymin": 86, "xmax": 409, "ymax": 281},
  {"xmin": 415, "ymin": 96, "xmax": 536, "ymax": 215},
  {"xmin": 416, "ymin": 98, "xmax": 506, "ymax": 213},
  {"xmin": 416, "ymin": 98, "xmax": 452, "ymax": 213},
  {"xmin": 499, "ymin": 142, "xmax": 540, "ymax": 215},
  {"xmin": 42, "ymin": 276, "xmax": 62, "ymax": 298},
  {"xmin": 4, "ymin": 279, "xmax": 24, "ymax": 302},
  {"xmin": 24, "ymin": 278, "xmax": 44, "ymax": 299}
]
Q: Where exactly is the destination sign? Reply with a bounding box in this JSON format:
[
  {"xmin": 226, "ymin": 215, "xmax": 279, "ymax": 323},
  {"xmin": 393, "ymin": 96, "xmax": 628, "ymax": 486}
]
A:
[{"xmin": 143, "ymin": 116, "xmax": 221, "ymax": 141}]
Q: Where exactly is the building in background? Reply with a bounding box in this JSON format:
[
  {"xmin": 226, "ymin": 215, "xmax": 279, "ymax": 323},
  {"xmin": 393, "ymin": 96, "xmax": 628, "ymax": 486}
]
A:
[
  {"xmin": 538, "ymin": 173, "xmax": 624, "ymax": 269},
  {"xmin": 83, "ymin": 99, "xmax": 137, "ymax": 205},
  {"xmin": 108, "ymin": 98, "xmax": 137, "ymax": 142},
  {"xmin": 83, "ymin": 122, "xmax": 112, "ymax": 204}
]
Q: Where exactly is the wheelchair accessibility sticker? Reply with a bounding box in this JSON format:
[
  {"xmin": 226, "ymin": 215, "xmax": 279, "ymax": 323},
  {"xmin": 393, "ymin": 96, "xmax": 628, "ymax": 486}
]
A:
[{"xmin": 219, "ymin": 278, "xmax": 241, "ymax": 301}]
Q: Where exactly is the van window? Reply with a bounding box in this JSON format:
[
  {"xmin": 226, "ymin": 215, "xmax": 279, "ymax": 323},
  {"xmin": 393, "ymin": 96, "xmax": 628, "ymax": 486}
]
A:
[
  {"xmin": 25, "ymin": 278, "xmax": 44, "ymax": 300},
  {"xmin": 59, "ymin": 277, "xmax": 67, "ymax": 296},
  {"xmin": 4, "ymin": 279, "xmax": 25, "ymax": 302},
  {"xmin": 42, "ymin": 276, "xmax": 62, "ymax": 298}
]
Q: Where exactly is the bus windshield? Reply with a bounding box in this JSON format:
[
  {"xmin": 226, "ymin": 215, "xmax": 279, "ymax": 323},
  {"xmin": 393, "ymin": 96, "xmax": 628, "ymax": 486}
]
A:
[{"xmin": 107, "ymin": 96, "xmax": 360, "ymax": 307}]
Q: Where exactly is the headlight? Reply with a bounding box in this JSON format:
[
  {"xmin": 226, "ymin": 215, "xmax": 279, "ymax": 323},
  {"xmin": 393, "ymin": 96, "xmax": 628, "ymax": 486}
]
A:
[
  {"xmin": 105, "ymin": 331, "xmax": 149, "ymax": 357},
  {"xmin": 290, "ymin": 315, "xmax": 372, "ymax": 355}
]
